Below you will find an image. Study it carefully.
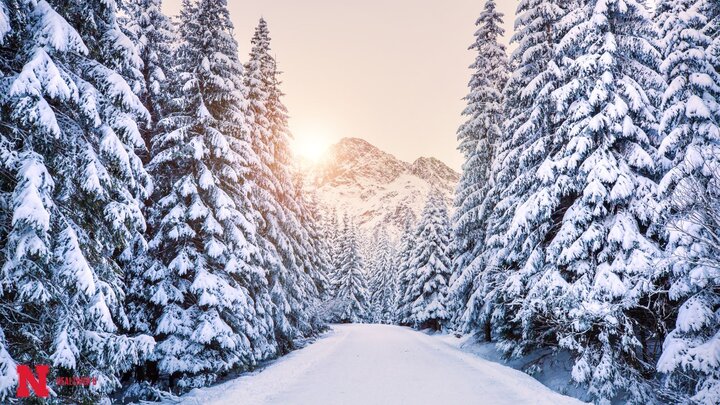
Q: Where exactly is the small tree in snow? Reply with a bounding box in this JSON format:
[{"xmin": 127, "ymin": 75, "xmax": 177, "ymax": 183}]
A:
[
  {"xmin": 395, "ymin": 219, "xmax": 418, "ymax": 326},
  {"xmin": 408, "ymin": 192, "xmax": 452, "ymax": 331},
  {"xmin": 334, "ymin": 215, "xmax": 370, "ymax": 323},
  {"xmin": 369, "ymin": 228, "xmax": 397, "ymax": 324}
]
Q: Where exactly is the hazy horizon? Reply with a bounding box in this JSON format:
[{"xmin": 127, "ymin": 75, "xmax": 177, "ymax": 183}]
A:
[{"xmin": 163, "ymin": 1, "xmax": 517, "ymax": 170}]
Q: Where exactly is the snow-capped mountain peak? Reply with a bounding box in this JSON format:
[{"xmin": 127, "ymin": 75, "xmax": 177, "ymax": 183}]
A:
[{"xmin": 302, "ymin": 137, "xmax": 459, "ymax": 236}]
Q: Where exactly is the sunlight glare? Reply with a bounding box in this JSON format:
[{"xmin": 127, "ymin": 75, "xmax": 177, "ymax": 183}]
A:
[{"xmin": 292, "ymin": 129, "xmax": 332, "ymax": 163}]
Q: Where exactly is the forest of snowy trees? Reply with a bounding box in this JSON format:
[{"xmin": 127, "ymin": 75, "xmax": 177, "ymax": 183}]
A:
[
  {"xmin": 324, "ymin": 0, "xmax": 720, "ymax": 404},
  {"xmin": 444, "ymin": 0, "xmax": 720, "ymax": 404},
  {"xmin": 0, "ymin": 0, "xmax": 332, "ymax": 402},
  {"xmin": 0, "ymin": 0, "xmax": 718, "ymax": 404}
]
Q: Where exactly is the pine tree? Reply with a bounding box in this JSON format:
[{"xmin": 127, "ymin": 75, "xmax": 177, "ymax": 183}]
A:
[
  {"xmin": 141, "ymin": 0, "xmax": 274, "ymax": 391},
  {"xmin": 244, "ymin": 18, "xmax": 323, "ymax": 351},
  {"xmin": 0, "ymin": 0, "xmax": 154, "ymax": 400},
  {"xmin": 476, "ymin": 0, "xmax": 573, "ymax": 351},
  {"xmin": 704, "ymin": 0, "xmax": 719, "ymax": 74},
  {"xmin": 323, "ymin": 207, "xmax": 342, "ymax": 293},
  {"xmin": 292, "ymin": 171, "xmax": 332, "ymax": 330},
  {"xmin": 121, "ymin": 0, "xmax": 176, "ymax": 153},
  {"xmin": 334, "ymin": 215, "xmax": 370, "ymax": 323},
  {"xmin": 655, "ymin": 1, "xmax": 720, "ymax": 403},
  {"xmin": 395, "ymin": 219, "xmax": 418, "ymax": 326},
  {"xmin": 367, "ymin": 232, "xmax": 382, "ymax": 321},
  {"xmin": 510, "ymin": 0, "xmax": 665, "ymax": 402},
  {"xmin": 319, "ymin": 209, "xmax": 348, "ymax": 321},
  {"xmin": 408, "ymin": 192, "xmax": 453, "ymax": 331},
  {"xmin": 119, "ymin": 6, "xmax": 180, "ymax": 379},
  {"xmin": 449, "ymin": 0, "xmax": 509, "ymax": 337},
  {"xmin": 369, "ymin": 228, "xmax": 397, "ymax": 324}
]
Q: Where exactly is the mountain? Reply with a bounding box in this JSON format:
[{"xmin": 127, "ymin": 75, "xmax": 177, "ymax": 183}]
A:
[{"xmin": 301, "ymin": 137, "xmax": 460, "ymax": 237}]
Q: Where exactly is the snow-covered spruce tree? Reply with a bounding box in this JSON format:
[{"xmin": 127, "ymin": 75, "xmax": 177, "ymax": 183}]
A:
[
  {"xmin": 331, "ymin": 210, "xmax": 345, "ymax": 279},
  {"xmin": 0, "ymin": 0, "xmax": 154, "ymax": 401},
  {"xmin": 119, "ymin": 4, "xmax": 179, "ymax": 376},
  {"xmin": 317, "ymin": 209, "xmax": 348, "ymax": 320},
  {"xmin": 380, "ymin": 232, "xmax": 399, "ymax": 324},
  {"xmin": 479, "ymin": 0, "xmax": 572, "ymax": 350},
  {"xmin": 655, "ymin": 173, "xmax": 720, "ymax": 404},
  {"xmin": 322, "ymin": 207, "xmax": 342, "ymax": 291},
  {"xmin": 368, "ymin": 228, "xmax": 397, "ymax": 324},
  {"xmin": 513, "ymin": 0, "xmax": 665, "ymax": 402},
  {"xmin": 407, "ymin": 192, "xmax": 452, "ymax": 331},
  {"xmin": 334, "ymin": 215, "xmax": 370, "ymax": 323},
  {"xmin": 655, "ymin": 1, "xmax": 720, "ymax": 403},
  {"xmin": 704, "ymin": 0, "xmax": 719, "ymax": 73},
  {"xmin": 121, "ymin": 0, "xmax": 176, "ymax": 153},
  {"xmin": 366, "ymin": 232, "xmax": 382, "ymax": 321},
  {"xmin": 395, "ymin": 219, "xmax": 418, "ymax": 326},
  {"xmin": 271, "ymin": 59, "xmax": 329, "ymax": 329},
  {"xmin": 244, "ymin": 18, "xmax": 323, "ymax": 351},
  {"xmin": 291, "ymin": 171, "xmax": 332, "ymax": 328},
  {"xmin": 449, "ymin": 0, "xmax": 509, "ymax": 338},
  {"xmin": 142, "ymin": 0, "xmax": 276, "ymax": 391},
  {"xmin": 0, "ymin": 5, "xmax": 18, "ymax": 393}
]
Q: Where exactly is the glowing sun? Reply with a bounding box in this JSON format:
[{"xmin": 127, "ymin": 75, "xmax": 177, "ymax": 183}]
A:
[{"xmin": 292, "ymin": 130, "xmax": 332, "ymax": 163}]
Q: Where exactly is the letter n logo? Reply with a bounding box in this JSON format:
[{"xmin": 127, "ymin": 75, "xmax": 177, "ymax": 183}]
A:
[{"xmin": 16, "ymin": 364, "xmax": 50, "ymax": 398}]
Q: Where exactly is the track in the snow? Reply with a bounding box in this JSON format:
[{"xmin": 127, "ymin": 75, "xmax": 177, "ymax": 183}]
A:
[{"xmin": 175, "ymin": 324, "xmax": 585, "ymax": 405}]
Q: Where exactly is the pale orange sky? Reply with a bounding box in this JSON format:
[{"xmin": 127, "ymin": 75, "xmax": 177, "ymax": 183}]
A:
[{"xmin": 163, "ymin": 1, "xmax": 517, "ymax": 170}]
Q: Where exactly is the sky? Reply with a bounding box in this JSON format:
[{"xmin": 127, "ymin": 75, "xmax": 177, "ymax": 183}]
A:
[{"xmin": 163, "ymin": 1, "xmax": 517, "ymax": 170}]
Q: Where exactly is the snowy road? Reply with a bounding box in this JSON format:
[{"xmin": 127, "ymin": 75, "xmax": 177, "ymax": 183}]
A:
[{"xmin": 175, "ymin": 324, "xmax": 585, "ymax": 405}]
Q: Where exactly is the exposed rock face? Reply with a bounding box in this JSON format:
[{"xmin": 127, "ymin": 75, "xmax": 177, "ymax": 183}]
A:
[{"xmin": 301, "ymin": 137, "xmax": 459, "ymax": 237}]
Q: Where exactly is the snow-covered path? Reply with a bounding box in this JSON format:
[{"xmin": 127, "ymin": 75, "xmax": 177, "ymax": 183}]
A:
[{"xmin": 175, "ymin": 324, "xmax": 585, "ymax": 405}]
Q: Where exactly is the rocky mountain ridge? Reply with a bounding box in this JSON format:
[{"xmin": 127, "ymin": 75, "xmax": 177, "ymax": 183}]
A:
[{"xmin": 301, "ymin": 137, "xmax": 459, "ymax": 237}]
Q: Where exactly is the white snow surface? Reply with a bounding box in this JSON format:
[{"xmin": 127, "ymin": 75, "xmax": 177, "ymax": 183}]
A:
[{"xmin": 171, "ymin": 324, "xmax": 586, "ymax": 405}]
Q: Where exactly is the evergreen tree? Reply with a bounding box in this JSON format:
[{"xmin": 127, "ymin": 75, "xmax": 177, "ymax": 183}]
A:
[
  {"xmin": 655, "ymin": 1, "xmax": 720, "ymax": 403},
  {"xmin": 368, "ymin": 228, "xmax": 397, "ymax": 324},
  {"xmin": 292, "ymin": 171, "xmax": 332, "ymax": 329},
  {"xmin": 141, "ymin": 0, "xmax": 274, "ymax": 391},
  {"xmin": 655, "ymin": 173, "xmax": 720, "ymax": 405},
  {"xmin": 334, "ymin": 215, "xmax": 370, "ymax": 323},
  {"xmin": 244, "ymin": 18, "xmax": 323, "ymax": 350},
  {"xmin": 318, "ymin": 209, "xmax": 348, "ymax": 322},
  {"xmin": 119, "ymin": 6, "xmax": 180, "ymax": 380},
  {"xmin": 121, "ymin": 0, "xmax": 176, "ymax": 153},
  {"xmin": 449, "ymin": 0, "xmax": 509, "ymax": 337},
  {"xmin": 0, "ymin": 0, "xmax": 154, "ymax": 400},
  {"xmin": 704, "ymin": 0, "xmax": 719, "ymax": 74},
  {"xmin": 407, "ymin": 193, "xmax": 452, "ymax": 331},
  {"xmin": 395, "ymin": 219, "xmax": 418, "ymax": 326},
  {"xmin": 323, "ymin": 207, "xmax": 342, "ymax": 293},
  {"xmin": 367, "ymin": 238, "xmax": 381, "ymax": 322},
  {"xmin": 480, "ymin": 0, "xmax": 572, "ymax": 350},
  {"xmin": 509, "ymin": 0, "xmax": 665, "ymax": 402}
]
